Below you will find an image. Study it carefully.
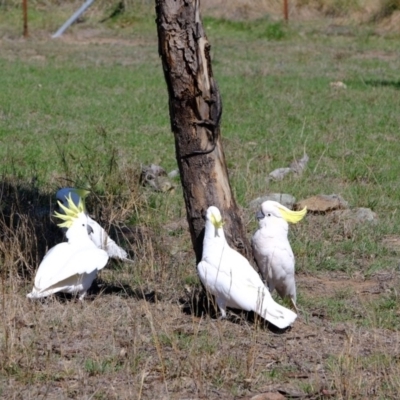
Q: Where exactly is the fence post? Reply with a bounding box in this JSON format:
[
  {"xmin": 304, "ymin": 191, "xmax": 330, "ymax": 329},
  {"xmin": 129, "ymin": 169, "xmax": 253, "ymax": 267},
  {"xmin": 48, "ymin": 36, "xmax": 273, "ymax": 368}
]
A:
[
  {"xmin": 283, "ymin": 0, "xmax": 289, "ymax": 22},
  {"xmin": 23, "ymin": 0, "xmax": 28, "ymax": 37}
]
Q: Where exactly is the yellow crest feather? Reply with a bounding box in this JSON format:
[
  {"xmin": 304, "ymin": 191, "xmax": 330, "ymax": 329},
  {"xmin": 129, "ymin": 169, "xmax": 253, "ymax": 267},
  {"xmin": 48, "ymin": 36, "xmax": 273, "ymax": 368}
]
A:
[
  {"xmin": 211, "ymin": 213, "xmax": 224, "ymax": 229},
  {"xmin": 73, "ymin": 188, "xmax": 90, "ymax": 200},
  {"xmin": 278, "ymin": 206, "xmax": 307, "ymax": 224},
  {"xmin": 54, "ymin": 193, "xmax": 85, "ymax": 228}
]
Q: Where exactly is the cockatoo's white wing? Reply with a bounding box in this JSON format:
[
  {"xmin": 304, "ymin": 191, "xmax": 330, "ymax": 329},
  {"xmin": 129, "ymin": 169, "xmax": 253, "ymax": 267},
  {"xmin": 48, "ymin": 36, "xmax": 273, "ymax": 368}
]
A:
[
  {"xmin": 32, "ymin": 242, "xmax": 71, "ymax": 288},
  {"xmin": 35, "ymin": 245, "xmax": 109, "ymax": 292},
  {"xmin": 252, "ymin": 230, "xmax": 296, "ymax": 298},
  {"xmin": 86, "ymin": 216, "xmax": 128, "ymax": 260},
  {"xmin": 27, "ymin": 240, "xmax": 109, "ymax": 299}
]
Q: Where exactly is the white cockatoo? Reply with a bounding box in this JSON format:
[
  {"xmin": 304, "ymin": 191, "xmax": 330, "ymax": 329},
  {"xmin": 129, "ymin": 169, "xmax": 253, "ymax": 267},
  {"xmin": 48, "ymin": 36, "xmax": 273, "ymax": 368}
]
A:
[
  {"xmin": 251, "ymin": 201, "xmax": 307, "ymax": 311},
  {"xmin": 56, "ymin": 188, "xmax": 130, "ymax": 261},
  {"xmin": 197, "ymin": 206, "xmax": 297, "ymax": 329},
  {"xmin": 27, "ymin": 194, "xmax": 109, "ymax": 300}
]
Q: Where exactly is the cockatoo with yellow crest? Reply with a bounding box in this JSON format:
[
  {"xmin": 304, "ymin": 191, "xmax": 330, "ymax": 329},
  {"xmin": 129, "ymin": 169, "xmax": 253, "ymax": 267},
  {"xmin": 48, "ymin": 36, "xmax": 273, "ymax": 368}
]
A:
[
  {"xmin": 56, "ymin": 188, "xmax": 130, "ymax": 261},
  {"xmin": 197, "ymin": 206, "xmax": 297, "ymax": 329},
  {"xmin": 27, "ymin": 194, "xmax": 109, "ymax": 300},
  {"xmin": 251, "ymin": 201, "xmax": 307, "ymax": 311}
]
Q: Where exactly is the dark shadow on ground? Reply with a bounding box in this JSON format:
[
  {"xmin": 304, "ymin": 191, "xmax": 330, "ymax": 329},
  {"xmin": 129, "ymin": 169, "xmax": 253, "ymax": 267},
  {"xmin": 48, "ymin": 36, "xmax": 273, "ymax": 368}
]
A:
[
  {"xmin": 364, "ymin": 79, "xmax": 400, "ymax": 90},
  {"xmin": 92, "ymin": 279, "xmax": 160, "ymax": 302},
  {"xmin": 179, "ymin": 287, "xmax": 293, "ymax": 334},
  {"xmin": 27, "ymin": 279, "xmax": 159, "ymax": 303},
  {"xmin": 0, "ymin": 177, "xmax": 135, "ymax": 279},
  {"xmin": 0, "ymin": 178, "xmax": 62, "ymax": 279}
]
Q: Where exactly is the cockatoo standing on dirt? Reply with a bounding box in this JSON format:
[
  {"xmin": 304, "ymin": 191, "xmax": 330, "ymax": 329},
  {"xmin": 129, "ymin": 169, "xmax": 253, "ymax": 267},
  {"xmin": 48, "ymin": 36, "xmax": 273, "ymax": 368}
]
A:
[
  {"xmin": 251, "ymin": 201, "xmax": 307, "ymax": 311},
  {"xmin": 56, "ymin": 188, "xmax": 129, "ymax": 261},
  {"xmin": 197, "ymin": 206, "xmax": 297, "ymax": 329},
  {"xmin": 27, "ymin": 194, "xmax": 109, "ymax": 300}
]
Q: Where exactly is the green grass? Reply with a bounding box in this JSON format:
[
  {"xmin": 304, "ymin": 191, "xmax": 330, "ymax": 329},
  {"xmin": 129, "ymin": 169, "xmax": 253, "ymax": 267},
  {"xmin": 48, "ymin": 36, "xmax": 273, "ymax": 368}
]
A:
[{"xmin": 1, "ymin": 3, "xmax": 400, "ymax": 399}]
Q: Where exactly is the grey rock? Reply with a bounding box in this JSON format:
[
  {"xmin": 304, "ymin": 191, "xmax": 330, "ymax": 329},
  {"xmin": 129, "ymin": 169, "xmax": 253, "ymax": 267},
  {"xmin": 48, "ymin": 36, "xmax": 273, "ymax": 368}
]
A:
[
  {"xmin": 249, "ymin": 193, "xmax": 297, "ymax": 210},
  {"xmin": 168, "ymin": 169, "xmax": 180, "ymax": 179},
  {"xmin": 332, "ymin": 207, "xmax": 377, "ymax": 223},
  {"xmin": 141, "ymin": 164, "xmax": 175, "ymax": 192},
  {"xmin": 268, "ymin": 167, "xmax": 293, "ymax": 181},
  {"xmin": 268, "ymin": 153, "xmax": 309, "ymax": 181}
]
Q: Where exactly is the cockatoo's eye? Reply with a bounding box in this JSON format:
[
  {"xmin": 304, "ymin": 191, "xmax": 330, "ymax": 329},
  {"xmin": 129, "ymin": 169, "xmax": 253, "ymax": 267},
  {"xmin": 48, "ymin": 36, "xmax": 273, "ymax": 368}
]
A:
[{"xmin": 267, "ymin": 213, "xmax": 271, "ymax": 217}]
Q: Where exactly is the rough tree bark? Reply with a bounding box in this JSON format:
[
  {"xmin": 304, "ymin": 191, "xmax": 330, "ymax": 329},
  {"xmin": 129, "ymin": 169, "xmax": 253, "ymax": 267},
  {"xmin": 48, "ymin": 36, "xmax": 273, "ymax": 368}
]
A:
[{"xmin": 155, "ymin": 0, "xmax": 252, "ymax": 263}]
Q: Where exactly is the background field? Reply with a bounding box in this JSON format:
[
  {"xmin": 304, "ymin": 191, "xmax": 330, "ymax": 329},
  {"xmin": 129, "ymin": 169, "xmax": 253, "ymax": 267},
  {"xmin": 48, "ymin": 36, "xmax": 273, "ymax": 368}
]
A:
[{"xmin": 1, "ymin": 1, "xmax": 400, "ymax": 399}]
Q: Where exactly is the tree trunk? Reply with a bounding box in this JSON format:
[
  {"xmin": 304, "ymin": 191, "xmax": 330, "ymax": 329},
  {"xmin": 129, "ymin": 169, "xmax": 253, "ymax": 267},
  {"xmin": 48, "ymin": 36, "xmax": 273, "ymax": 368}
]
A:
[{"xmin": 155, "ymin": 0, "xmax": 252, "ymax": 263}]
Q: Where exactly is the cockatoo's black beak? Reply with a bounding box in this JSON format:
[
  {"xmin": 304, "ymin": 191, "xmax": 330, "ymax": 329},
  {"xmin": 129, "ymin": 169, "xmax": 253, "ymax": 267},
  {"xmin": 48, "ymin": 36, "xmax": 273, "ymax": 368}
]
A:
[
  {"xmin": 256, "ymin": 210, "xmax": 265, "ymax": 221},
  {"xmin": 87, "ymin": 224, "xmax": 94, "ymax": 235}
]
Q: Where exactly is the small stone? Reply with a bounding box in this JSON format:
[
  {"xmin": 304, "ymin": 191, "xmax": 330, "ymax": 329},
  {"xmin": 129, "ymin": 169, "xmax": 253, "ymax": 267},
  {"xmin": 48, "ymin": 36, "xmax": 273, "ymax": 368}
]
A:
[
  {"xmin": 141, "ymin": 164, "xmax": 174, "ymax": 192},
  {"xmin": 353, "ymin": 207, "xmax": 377, "ymax": 222},
  {"xmin": 268, "ymin": 167, "xmax": 292, "ymax": 181},
  {"xmin": 330, "ymin": 81, "xmax": 347, "ymax": 89},
  {"xmin": 168, "ymin": 169, "xmax": 180, "ymax": 179},
  {"xmin": 331, "ymin": 207, "xmax": 377, "ymax": 224},
  {"xmin": 249, "ymin": 194, "xmax": 296, "ymax": 210}
]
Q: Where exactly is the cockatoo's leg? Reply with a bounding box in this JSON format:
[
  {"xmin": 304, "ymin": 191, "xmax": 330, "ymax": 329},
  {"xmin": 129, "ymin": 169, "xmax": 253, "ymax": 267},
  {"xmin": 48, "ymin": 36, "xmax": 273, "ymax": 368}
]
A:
[
  {"xmin": 267, "ymin": 282, "xmax": 275, "ymax": 293},
  {"xmin": 290, "ymin": 297, "xmax": 299, "ymax": 313},
  {"xmin": 216, "ymin": 297, "xmax": 227, "ymax": 319}
]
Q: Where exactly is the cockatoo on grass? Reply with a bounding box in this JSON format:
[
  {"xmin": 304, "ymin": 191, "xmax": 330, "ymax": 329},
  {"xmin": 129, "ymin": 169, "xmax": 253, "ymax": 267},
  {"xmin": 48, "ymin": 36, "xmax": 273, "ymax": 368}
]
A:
[
  {"xmin": 251, "ymin": 201, "xmax": 307, "ymax": 311},
  {"xmin": 197, "ymin": 206, "xmax": 297, "ymax": 329},
  {"xmin": 56, "ymin": 188, "xmax": 130, "ymax": 262},
  {"xmin": 27, "ymin": 194, "xmax": 109, "ymax": 300}
]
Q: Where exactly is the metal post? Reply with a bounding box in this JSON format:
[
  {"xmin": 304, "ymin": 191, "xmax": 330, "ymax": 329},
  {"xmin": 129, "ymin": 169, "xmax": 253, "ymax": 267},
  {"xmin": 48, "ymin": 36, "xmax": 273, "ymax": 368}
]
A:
[
  {"xmin": 52, "ymin": 0, "xmax": 95, "ymax": 38},
  {"xmin": 22, "ymin": 0, "xmax": 28, "ymax": 37}
]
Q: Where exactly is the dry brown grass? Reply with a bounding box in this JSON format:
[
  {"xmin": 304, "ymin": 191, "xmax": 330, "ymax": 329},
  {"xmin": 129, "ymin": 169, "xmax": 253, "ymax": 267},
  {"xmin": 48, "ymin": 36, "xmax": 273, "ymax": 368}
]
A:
[
  {"xmin": 1, "ymin": 1, "xmax": 400, "ymax": 398},
  {"xmin": 3, "ymin": 0, "xmax": 400, "ymax": 23},
  {"xmin": 2, "ymin": 180, "xmax": 400, "ymax": 398},
  {"xmin": 200, "ymin": 0, "xmax": 400, "ymax": 27}
]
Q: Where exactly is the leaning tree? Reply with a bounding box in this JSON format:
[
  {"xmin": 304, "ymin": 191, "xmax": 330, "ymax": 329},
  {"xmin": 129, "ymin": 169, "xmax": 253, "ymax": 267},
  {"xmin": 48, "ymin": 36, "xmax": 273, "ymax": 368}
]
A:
[{"xmin": 155, "ymin": 0, "xmax": 252, "ymax": 263}]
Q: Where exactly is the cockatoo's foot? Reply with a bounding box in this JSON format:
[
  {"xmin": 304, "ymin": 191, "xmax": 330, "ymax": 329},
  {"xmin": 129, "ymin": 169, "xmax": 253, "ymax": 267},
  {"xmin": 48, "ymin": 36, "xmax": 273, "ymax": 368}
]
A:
[
  {"xmin": 216, "ymin": 297, "xmax": 227, "ymax": 319},
  {"xmin": 78, "ymin": 292, "xmax": 87, "ymax": 301}
]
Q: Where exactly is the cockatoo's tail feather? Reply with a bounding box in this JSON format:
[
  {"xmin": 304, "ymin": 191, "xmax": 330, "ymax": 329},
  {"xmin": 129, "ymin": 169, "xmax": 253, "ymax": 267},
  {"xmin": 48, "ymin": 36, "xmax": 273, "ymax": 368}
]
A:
[
  {"xmin": 278, "ymin": 205, "xmax": 307, "ymax": 224},
  {"xmin": 54, "ymin": 193, "xmax": 86, "ymax": 228}
]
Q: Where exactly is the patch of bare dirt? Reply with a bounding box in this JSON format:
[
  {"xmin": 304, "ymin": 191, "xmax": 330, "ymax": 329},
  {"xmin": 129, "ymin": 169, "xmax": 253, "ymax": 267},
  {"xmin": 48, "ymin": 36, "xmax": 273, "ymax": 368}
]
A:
[
  {"xmin": 382, "ymin": 235, "xmax": 400, "ymax": 253},
  {"xmin": 58, "ymin": 29, "xmax": 150, "ymax": 46},
  {"xmin": 353, "ymin": 49, "xmax": 399, "ymax": 61},
  {"xmin": 298, "ymin": 274, "xmax": 386, "ymax": 299}
]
